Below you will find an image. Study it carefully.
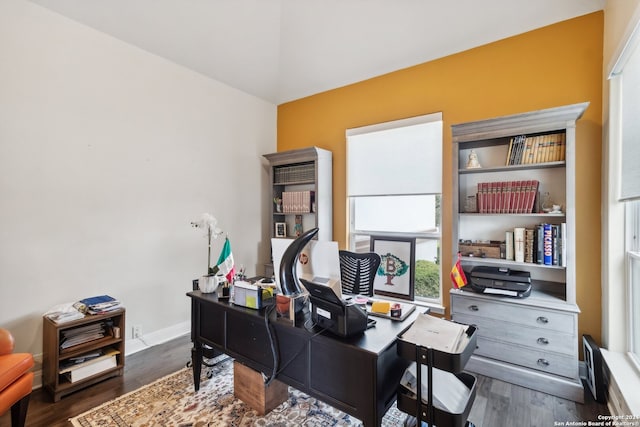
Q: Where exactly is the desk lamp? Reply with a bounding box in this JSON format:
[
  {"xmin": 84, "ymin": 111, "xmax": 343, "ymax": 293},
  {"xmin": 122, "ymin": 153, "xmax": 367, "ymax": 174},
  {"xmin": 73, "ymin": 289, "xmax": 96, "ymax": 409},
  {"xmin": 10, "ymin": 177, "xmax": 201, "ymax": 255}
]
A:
[{"xmin": 279, "ymin": 227, "xmax": 318, "ymax": 307}]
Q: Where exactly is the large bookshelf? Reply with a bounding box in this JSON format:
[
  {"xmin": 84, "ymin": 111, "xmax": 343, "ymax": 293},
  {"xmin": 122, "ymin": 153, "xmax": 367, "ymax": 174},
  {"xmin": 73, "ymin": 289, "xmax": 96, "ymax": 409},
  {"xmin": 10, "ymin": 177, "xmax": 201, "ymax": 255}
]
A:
[
  {"xmin": 263, "ymin": 146, "xmax": 332, "ymax": 276},
  {"xmin": 450, "ymin": 103, "xmax": 588, "ymax": 402}
]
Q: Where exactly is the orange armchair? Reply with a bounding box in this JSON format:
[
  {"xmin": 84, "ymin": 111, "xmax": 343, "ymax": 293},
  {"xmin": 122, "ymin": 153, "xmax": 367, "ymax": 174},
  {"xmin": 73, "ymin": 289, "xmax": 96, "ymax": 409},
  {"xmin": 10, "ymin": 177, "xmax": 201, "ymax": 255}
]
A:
[{"xmin": 0, "ymin": 328, "xmax": 34, "ymax": 427}]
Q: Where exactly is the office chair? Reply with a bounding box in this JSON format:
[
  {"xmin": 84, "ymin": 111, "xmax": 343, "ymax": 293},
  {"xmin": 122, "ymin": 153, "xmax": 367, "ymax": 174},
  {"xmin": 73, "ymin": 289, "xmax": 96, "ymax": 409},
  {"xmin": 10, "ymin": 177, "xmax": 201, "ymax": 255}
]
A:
[
  {"xmin": 339, "ymin": 250, "xmax": 381, "ymax": 297},
  {"xmin": 0, "ymin": 328, "xmax": 34, "ymax": 427},
  {"xmin": 187, "ymin": 279, "xmax": 228, "ymax": 378}
]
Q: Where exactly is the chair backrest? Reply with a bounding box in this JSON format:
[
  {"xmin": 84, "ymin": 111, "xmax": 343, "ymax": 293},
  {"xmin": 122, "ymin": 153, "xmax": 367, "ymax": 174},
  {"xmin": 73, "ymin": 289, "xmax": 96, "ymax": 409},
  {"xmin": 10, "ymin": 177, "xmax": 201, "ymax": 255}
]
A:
[{"xmin": 338, "ymin": 250, "xmax": 381, "ymax": 297}]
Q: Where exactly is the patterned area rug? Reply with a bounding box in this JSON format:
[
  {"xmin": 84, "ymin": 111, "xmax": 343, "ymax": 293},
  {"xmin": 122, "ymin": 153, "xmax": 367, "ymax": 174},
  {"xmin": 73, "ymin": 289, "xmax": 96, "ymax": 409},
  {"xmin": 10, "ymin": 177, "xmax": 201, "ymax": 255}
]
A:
[{"xmin": 70, "ymin": 356, "xmax": 408, "ymax": 426}]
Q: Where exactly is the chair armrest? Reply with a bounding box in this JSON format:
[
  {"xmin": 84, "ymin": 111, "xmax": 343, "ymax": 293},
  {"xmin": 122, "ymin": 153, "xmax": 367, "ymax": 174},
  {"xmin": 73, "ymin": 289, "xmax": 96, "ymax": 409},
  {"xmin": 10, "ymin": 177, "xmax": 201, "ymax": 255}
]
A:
[{"xmin": 0, "ymin": 328, "xmax": 15, "ymax": 355}]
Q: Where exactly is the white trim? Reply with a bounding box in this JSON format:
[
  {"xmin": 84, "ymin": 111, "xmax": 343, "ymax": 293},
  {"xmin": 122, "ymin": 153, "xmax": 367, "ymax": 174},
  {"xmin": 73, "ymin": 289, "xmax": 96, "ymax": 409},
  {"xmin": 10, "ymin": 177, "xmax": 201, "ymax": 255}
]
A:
[
  {"xmin": 346, "ymin": 112, "xmax": 442, "ymax": 136},
  {"xmin": 608, "ymin": 2, "xmax": 640, "ymax": 77},
  {"xmin": 125, "ymin": 321, "xmax": 190, "ymax": 356},
  {"xmin": 600, "ymin": 349, "xmax": 640, "ymax": 416}
]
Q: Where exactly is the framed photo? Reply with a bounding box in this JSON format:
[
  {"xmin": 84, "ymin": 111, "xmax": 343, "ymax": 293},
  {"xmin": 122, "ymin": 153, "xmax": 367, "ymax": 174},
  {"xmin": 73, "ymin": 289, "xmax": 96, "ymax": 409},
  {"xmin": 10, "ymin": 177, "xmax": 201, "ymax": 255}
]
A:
[
  {"xmin": 370, "ymin": 236, "xmax": 415, "ymax": 300},
  {"xmin": 275, "ymin": 222, "xmax": 287, "ymax": 238}
]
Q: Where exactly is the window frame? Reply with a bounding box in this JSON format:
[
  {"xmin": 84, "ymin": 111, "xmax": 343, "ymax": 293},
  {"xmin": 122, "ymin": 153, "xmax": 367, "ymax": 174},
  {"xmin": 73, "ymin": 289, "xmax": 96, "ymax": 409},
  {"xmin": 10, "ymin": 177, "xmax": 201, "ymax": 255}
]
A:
[
  {"xmin": 345, "ymin": 114, "xmax": 444, "ymax": 310},
  {"xmin": 626, "ymin": 201, "xmax": 640, "ymax": 368}
]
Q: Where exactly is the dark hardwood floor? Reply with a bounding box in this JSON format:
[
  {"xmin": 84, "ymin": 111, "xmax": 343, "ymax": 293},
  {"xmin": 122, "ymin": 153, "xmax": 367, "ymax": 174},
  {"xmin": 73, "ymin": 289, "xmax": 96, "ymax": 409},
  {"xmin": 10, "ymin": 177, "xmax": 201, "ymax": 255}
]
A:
[
  {"xmin": 1, "ymin": 334, "xmax": 609, "ymax": 427},
  {"xmin": 0, "ymin": 334, "xmax": 194, "ymax": 427}
]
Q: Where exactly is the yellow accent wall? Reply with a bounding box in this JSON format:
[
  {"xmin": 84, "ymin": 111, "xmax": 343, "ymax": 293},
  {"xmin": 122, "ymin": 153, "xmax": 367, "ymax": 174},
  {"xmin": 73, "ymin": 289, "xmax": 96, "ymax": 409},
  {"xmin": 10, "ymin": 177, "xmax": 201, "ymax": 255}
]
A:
[{"xmin": 277, "ymin": 12, "xmax": 603, "ymax": 342}]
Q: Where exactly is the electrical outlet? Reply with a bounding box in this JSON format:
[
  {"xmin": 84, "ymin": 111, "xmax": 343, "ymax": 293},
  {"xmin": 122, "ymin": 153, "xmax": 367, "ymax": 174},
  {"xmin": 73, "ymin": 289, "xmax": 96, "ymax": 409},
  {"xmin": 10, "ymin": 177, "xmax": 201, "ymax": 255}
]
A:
[{"xmin": 133, "ymin": 325, "xmax": 142, "ymax": 338}]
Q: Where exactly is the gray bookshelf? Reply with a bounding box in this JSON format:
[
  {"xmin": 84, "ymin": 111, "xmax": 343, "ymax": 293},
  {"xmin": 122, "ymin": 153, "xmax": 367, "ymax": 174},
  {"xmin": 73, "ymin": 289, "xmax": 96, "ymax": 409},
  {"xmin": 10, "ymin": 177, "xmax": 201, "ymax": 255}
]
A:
[
  {"xmin": 263, "ymin": 146, "xmax": 332, "ymax": 276},
  {"xmin": 450, "ymin": 103, "xmax": 588, "ymax": 402}
]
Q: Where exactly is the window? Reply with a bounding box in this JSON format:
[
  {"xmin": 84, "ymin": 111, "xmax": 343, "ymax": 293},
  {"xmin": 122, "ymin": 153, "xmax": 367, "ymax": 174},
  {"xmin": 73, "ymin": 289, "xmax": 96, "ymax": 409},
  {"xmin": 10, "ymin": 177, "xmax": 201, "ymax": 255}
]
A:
[
  {"xmin": 610, "ymin": 12, "xmax": 640, "ymax": 368},
  {"xmin": 346, "ymin": 114, "xmax": 443, "ymax": 305},
  {"xmin": 627, "ymin": 201, "xmax": 640, "ymax": 364}
]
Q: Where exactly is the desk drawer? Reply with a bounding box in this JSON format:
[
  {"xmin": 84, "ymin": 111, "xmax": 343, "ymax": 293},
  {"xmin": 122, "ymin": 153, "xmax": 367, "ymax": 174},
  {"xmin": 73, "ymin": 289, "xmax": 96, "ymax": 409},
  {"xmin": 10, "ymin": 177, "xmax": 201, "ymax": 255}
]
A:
[
  {"xmin": 474, "ymin": 336, "xmax": 578, "ymax": 379},
  {"xmin": 451, "ymin": 294, "xmax": 575, "ymax": 334},
  {"xmin": 452, "ymin": 312, "xmax": 576, "ymax": 356}
]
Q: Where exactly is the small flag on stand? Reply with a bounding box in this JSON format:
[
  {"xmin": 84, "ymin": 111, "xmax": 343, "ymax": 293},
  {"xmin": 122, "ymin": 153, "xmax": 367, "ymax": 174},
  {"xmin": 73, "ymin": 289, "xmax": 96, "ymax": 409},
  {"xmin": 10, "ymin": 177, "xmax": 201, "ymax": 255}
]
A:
[
  {"xmin": 216, "ymin": 237, "xmax": 236, "ymax": 283},
  {"xmin": 450, "ymin": 252, "xmax": 468, "ymax": 289}
]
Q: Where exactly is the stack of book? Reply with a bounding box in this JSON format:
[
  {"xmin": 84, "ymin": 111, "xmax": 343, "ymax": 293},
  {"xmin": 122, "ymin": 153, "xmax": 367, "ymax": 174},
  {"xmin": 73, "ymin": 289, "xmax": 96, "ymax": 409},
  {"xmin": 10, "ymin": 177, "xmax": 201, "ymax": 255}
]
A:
[
  {"xmin": 73, "ymin": 295, "xmax": 122, "ymax": 315},
  {"xmin": 506, "ymin": 133, "xmax": 566, "ymax": 165}
]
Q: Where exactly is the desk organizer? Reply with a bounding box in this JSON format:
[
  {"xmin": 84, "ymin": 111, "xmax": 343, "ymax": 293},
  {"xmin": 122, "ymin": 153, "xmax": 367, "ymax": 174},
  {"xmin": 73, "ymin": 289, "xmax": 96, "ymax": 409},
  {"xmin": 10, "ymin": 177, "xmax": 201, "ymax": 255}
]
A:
[{"xmin": 396, "ymin": 322, "xmax": 477, "ymax": 427}]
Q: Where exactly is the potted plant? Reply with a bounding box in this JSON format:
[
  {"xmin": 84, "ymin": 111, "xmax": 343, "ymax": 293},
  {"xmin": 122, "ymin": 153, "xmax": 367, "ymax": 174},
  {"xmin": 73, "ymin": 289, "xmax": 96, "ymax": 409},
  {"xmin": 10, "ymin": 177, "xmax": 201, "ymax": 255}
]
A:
[{"xmin": 191, "ymin": 213, "xmax": 222, "ymax": 293}]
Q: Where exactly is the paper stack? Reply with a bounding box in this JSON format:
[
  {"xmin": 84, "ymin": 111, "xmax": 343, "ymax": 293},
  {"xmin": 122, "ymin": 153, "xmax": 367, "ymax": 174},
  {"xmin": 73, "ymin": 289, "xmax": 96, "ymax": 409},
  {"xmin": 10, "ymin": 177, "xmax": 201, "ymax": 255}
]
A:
[
  {"xmin": 400, "ymin": 363, "xmax": 470, "ymax": 413},
  {"xmin": 60, "ymin": 322, "xmax": 107, "ymax": 350},
  {"xmin": 73, "ymin": 295, "xmax": 122, "ymax": 315},
  {"xmin": 59, "ymin": 348, "xmax": 119, "ymax": 383},
  {"xmin": 44, "ymin": 303, "xmax": 84, "ymax": 324},
  {"xmin": 401, "ymin": 313, "xmax": 468, "ymax": 353}
]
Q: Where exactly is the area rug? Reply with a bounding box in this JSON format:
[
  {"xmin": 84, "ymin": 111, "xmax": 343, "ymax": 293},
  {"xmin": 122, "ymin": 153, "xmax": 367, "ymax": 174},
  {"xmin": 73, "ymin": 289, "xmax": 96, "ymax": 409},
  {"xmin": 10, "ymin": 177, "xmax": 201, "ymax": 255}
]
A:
[{"xmin": 70, "ymin": 356, "xmax": 408, "ymax": 426}]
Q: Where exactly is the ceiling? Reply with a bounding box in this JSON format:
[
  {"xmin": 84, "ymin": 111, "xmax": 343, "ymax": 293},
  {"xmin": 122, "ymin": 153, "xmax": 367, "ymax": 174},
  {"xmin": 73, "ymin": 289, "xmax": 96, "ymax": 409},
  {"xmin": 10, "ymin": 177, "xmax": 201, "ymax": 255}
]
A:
[{"xmin": 29, "ymin": 0, "xmax": 605, "ymax": 105}]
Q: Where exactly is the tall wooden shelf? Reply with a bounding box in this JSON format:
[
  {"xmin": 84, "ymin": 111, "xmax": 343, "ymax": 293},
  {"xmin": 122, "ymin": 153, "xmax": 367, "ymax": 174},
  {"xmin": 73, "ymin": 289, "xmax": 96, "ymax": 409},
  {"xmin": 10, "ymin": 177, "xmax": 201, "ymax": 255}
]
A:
[
  {"xmin": 450, "ymin": 103, "xmax": 588, "ymax": 403},
  {"xmin": 263, "ymin": 146, "xmax": 332, "ymax": 241},
  {"xmin": 42, "ymin": 309, "xmax": 125, "ymax": 402}
]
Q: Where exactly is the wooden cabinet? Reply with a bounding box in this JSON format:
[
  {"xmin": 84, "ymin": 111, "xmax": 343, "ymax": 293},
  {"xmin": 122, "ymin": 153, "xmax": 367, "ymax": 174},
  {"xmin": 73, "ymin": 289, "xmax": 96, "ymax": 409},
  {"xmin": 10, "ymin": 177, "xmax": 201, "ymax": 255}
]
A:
[
  {"xmin": 450, "ymin": 103, "xmax": 588, "ymax": 403},
  {"xmin": 43, "ymin": 309, "xmax": 125, "ymax": 401}
]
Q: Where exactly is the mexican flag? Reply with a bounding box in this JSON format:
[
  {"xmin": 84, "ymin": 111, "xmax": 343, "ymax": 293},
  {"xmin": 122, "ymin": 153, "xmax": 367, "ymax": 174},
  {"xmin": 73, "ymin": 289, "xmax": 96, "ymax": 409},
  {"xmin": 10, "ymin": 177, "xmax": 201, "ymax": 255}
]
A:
[
  {"xmin": 450, "ymin": 252, "xmax": 468, "ymax": 289},
  {"xmin": 216, "ymin": 237, "xmax": 236, "ymax": 282}
]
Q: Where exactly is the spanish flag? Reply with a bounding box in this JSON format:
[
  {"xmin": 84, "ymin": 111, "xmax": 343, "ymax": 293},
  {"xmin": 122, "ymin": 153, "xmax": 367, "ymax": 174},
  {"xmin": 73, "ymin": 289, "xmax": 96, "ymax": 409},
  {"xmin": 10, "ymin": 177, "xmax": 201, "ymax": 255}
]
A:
[{"xmin": 450, "ymin": 252, "xmax": 467, "ymax": 289}]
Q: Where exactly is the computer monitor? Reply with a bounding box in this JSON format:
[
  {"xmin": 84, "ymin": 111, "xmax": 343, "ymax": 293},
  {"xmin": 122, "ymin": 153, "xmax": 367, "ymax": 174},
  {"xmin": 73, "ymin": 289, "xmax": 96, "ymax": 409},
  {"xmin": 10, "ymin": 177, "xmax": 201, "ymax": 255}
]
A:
[{"xmin": 271, "ymin": 237, "xmax": 343, "ymax": 300}]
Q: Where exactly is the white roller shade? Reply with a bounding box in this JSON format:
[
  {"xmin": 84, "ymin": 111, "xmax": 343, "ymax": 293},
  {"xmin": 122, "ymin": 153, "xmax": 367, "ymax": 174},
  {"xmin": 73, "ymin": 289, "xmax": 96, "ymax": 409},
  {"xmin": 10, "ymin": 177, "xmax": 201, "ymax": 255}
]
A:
[
  {"xmin": 347, "ymin": 113, "xmax": 442, "ymax": 197},
  {"xmin": 611, "ymin": 16, "xmax": 640, "ymax": 201},
  {"xmin": 620, "ymin": 45, "xmax": 640, "ymax": 201}
]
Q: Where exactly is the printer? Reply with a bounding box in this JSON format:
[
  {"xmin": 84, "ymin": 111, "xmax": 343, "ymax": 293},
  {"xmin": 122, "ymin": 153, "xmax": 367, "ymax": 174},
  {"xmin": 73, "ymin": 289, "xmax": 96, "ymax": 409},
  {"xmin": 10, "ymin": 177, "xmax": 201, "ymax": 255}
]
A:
[
  {"xmin": 300, "ymin": 278, "xmax": 369, "ymax": 337},
  {"xmin": 469, "ymin": 266, "xmax": 532, "ymax": 298}
]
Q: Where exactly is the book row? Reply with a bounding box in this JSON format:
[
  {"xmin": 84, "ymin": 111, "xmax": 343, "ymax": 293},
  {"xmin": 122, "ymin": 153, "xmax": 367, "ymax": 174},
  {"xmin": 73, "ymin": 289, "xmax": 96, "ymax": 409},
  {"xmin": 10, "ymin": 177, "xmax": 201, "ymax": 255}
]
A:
[
  {"xmin": 475, "ymin": 180, "xmax": 539, "ymax": 214},
  {"xmin": 281, "ymin": 190, "xmax": 315, "ymax": 214},
  {"xmin": 506, "ymin": 133, "xmax": 566, "ymax": 166},
  {"xmin": 505, "ymin": 224, "xmax": 566, "ymax": 266}
]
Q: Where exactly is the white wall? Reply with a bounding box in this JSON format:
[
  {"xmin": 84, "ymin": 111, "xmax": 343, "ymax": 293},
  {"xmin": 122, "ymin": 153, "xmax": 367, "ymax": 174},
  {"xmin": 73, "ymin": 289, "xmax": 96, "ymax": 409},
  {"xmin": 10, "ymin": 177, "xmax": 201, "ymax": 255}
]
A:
[{"xmin": 0, "ymin": 0, "xmax": 276, "ymax": 355}]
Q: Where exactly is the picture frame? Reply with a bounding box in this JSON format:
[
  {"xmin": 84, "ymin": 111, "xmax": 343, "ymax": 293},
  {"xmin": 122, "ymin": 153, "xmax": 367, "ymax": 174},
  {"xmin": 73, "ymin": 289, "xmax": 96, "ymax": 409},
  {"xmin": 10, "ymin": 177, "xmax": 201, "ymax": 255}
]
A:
[
  {"xmin": 275, "ymin": 222, "xmax": 287, "ymax": 238},
  {"xmin": 370, "ymin": 235, "xmax": 415, "ymax": 300}
]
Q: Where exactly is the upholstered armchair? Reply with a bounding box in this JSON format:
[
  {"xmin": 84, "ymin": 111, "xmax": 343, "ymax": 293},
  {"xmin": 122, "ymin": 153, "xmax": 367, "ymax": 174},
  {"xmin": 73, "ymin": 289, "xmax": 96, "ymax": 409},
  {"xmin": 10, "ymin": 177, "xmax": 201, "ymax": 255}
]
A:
[{"xmin": 0, "ymin": 328, "xmax": 34, "ymax": 427}]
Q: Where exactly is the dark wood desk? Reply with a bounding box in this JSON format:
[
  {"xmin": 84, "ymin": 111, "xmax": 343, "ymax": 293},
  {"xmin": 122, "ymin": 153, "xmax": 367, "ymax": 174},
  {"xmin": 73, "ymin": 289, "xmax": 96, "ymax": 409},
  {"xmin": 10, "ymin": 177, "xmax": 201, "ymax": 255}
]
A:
[{"xmin": 187, "ymin": 290, "xmax": 421, "ymax": 427}]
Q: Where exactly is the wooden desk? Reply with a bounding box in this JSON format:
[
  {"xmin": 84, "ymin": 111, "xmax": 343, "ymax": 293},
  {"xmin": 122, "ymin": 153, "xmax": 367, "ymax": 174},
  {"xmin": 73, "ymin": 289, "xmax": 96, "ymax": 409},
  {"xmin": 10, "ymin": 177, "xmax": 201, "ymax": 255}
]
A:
[{"xmin": 187, "ymin": 290, "xmax": 421, "ymax": 427}]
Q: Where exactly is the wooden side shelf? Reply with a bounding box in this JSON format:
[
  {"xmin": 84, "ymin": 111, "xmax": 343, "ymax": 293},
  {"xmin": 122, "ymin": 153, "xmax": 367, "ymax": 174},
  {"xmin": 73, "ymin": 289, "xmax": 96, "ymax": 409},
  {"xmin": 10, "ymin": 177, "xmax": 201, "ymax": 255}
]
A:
[{"xmin": 43, "ymin": 308, "xmax": 125, "ymax": 402}]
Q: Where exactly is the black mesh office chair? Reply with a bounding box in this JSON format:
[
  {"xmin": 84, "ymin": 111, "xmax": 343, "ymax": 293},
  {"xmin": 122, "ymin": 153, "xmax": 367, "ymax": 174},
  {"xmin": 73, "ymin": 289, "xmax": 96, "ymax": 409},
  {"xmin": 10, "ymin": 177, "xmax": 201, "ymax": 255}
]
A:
[{"xmin": 339, "ymin": 250, "xmax": 381, "ymax": 297}]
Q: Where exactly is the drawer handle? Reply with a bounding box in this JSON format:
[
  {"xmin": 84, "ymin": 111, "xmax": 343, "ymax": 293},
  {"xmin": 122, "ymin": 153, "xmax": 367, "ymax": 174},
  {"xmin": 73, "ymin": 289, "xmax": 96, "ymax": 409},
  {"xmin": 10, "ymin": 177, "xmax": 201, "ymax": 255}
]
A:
[
  {"xmin": 537, "ymin": 337, "xmax": 549, "ymax": 345},
  {"xmin": 468, "ymin": 305, "xmax": 479, "ymax": 311},
  {"xmin": 536, "ymin": 316, "xmax": 549, "ymax": 324},
  {"xmin": 537, "ymin": 358, "xmax": 550, "ymax": 367}
]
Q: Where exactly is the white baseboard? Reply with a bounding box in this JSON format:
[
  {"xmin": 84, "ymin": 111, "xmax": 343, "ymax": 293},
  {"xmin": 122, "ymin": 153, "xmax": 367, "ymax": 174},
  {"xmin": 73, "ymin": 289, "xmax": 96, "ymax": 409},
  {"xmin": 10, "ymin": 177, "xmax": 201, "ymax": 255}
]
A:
[
  {"xmin": 125, "ymin": 321, "xmax": 190, "ymax": 356},
  {"xmin": 31, "ymin": 321, "xmax": 191, "ymax": 391}
]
